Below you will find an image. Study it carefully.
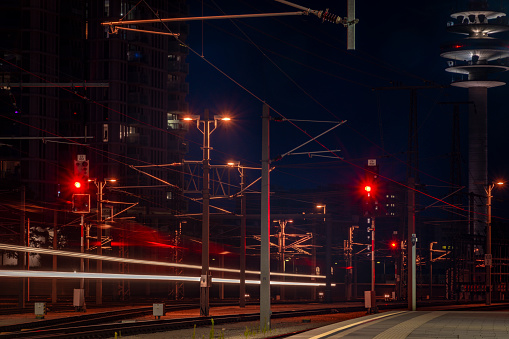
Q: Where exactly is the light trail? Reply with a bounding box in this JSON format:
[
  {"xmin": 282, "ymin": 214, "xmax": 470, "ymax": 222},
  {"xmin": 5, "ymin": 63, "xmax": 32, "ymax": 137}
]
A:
[
  {"xmin": 0, "ymin": 270, "xmax": 335, "ymax": 286},
  {"xmin": 0, "ymin": 243, "xmax": 326, "ymax": 279}
]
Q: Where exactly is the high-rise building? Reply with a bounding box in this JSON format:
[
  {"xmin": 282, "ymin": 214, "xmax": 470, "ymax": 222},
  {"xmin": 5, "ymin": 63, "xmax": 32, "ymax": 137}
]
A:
[{"xmin": 0, "ymin": 1, "xmax": 189, "ymax": 226}]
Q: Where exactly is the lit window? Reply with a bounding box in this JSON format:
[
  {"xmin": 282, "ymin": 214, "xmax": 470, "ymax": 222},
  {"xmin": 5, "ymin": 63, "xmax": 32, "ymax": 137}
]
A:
[
  {"xmin": 167, "ymin": 113, "xmax": 181, "ymax": 129},
  {"xmin": 103, "ymin": 124, "xmax": 109, "ymax": 142}
]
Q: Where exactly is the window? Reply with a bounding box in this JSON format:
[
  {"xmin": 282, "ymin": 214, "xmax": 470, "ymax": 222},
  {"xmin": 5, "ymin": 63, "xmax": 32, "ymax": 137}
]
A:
[
  {"xmin": 103, "ymin": 124, "xmax": 109, "ymax": 142},
  {"xmin": 167, "ymin": 113, "xmax": 181, "ymax": 129},
  {"xmin": 0, "ymin": 161, "xmax": 20, "ymax": 179}
]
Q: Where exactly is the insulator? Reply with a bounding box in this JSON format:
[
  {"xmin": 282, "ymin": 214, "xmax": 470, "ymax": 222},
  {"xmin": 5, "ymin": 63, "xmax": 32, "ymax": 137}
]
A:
[{"xmin": 321, "ymin": 9, "xmax": 339, "ymax": 24}]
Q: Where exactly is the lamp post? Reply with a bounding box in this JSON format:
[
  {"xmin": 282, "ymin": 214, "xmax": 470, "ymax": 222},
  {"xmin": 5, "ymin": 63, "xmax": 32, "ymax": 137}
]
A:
[
  {"xmin": 183, "ymin": 110, "xmax": 230, "ymax": 316},
  {"xmin": 90, "ymin": 178, "xmax": 116, "ymax": 305},
  {"xmin": 485, "ymin": 181, "xmax": 504, "ymax": 305}
]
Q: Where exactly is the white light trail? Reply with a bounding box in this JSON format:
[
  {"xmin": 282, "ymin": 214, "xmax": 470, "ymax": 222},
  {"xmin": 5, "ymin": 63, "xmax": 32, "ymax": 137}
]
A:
[
  {"xmin": 0, "ymin": 270, "xmax": 335, "ymax": 287},
  {"xmin": 0, "ymin": 243, "xmax": 326, "ymax": 279}
]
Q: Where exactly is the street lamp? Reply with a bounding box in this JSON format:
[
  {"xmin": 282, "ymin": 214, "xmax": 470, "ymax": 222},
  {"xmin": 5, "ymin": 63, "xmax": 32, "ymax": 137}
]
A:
[
  {"xmin": 89, "ymin": 177, "xmax": 117, "ymax": 305},
  {"xmin": 316, "ymin": 204, "xmax": 326, "ymax": 222},
  {"xmin": 486, "ymin": 181, "xmax": 504, "ymax": 305},
  {"xmin": 183, "ymin": 110, "xmax": 230, "ymax": 316}
]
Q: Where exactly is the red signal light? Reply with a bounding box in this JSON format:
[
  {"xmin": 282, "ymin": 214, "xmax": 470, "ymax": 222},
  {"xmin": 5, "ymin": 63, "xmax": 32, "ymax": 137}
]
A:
[
  {"xmin": 74, "ymin": 181, "xmax": 82, "ymax": 189},
  {"xmin": 364, "ymin": 185, "xmax": 372, "ymax": 192}
]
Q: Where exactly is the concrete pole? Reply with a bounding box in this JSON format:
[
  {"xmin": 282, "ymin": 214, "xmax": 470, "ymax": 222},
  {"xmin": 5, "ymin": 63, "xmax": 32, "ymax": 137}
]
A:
[
  {"xmin": 200, "ymin": 109, "xmax": 211, "ymax": 316},
  {"xmin": 408, "ymin": 177, "xmax": 416, "ymax": 310},
  {"xmin": 260, "ymin": 103, "xmax": 271, "ymax": 330},
  {"xmin": 468, "ymin": 87, "xmax": 488, "ymax": 235},
  {"xmin": 240, "ymin": 167, "xmax": 246, "ymax": 308}
]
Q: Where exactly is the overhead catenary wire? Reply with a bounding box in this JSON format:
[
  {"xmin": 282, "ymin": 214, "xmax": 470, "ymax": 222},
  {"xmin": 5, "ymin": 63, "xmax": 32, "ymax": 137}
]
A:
[{"xmin": 0, "ymin": 1, "xmax": 496, "ymax": 228}]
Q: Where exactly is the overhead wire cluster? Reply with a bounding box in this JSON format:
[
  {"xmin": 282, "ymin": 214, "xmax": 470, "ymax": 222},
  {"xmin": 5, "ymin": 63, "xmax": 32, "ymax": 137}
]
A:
[{"xmin": 0, "ymin": 0, "xmax": 502, "ymax": 223}]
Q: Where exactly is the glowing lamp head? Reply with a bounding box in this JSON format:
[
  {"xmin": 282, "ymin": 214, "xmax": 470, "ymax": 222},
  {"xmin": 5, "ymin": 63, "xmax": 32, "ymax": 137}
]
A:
[
  {"xmin": 364, "ymin": 185, "xmax": 372, "ymax": 192},
  {"xmin": 182, "ymin": 117, "xmax": 193, "ymax": 121},
  {"xmin": 221, "ymin": 117, "xmax": 231, "ymax": 121},
  {"xmin": 74, "ymin": 181, "xmax": 82, "ymax": 189},
  {"xmin": 391, "ymin": 241, "xmax": 397, "ymax": 248}
]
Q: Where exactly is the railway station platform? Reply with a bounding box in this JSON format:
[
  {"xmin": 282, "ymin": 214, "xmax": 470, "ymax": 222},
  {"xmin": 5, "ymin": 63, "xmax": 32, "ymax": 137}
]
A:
[{"xmin": 288, "ymin": 310, "xmax": 509, "ymax": 338}]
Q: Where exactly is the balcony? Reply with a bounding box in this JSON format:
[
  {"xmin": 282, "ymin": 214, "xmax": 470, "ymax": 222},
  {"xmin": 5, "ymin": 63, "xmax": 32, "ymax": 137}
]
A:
[
  {"xmin": 168, "ymin": 41, "xmax": 189, "ymax": 55},
  {"xmin": 167, "ymin": 81, "xmax": 189, "ymax": 93},
  {"xmin": 128, "ymin": 92, "xmax": 149, "ymax": 105},
  {"xmin": 128, "ymin": 72, "xmax": 149, "ymax": 85},
  {"xmin": 168, "ymin": 61, "xmax": 189, "ymax": 73}
]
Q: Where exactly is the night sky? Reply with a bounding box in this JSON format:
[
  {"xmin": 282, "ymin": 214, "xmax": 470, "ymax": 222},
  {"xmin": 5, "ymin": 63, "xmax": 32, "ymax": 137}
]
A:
[{"xmin": 179, "ymin": 0, "xmax": 509, "ymax": 219}]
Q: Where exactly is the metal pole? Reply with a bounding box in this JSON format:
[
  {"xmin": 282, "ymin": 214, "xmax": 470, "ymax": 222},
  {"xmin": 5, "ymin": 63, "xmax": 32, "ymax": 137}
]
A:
[
  {"xmin": 96, "ymin": 182, "xmax": 103, "ymax": 305},
  {"xmin": 408, "ymin": 177, "xmax": 416, "ymax": 311},
  {"xmin": 86, "ymin": 224, "xmax": 90, "ymax": 297},
  {"xmin": 260, "ymin": 103, "xmax": 271, "ymax": 330},
  {"xmin": 103, "ymin": 11, "xmax": 306, "ymax": 26},
  {"xmin": 430, "ymin": 242, "xmax": 436, "ymax": 300},
  {"xmin": 80, "ymin": 215, "xmax": 85, "ymax": 290},
  {"xmin": 346, "ymin": 226, "xmax": 354, "ymax": 300},
  {"xmin": 347, "ymin": 0, "xmax": 356, "ymax": 50},
  {"xmin": 52, "ymin": 210, "xmax": 57, "ymax": 304},
  {"xmin": 240, "ymin": 167, "xmax": 246, "ymax": 308},
  {"xmin": 311, "ymin": 220, "xmax": 317, "ymax": 301},
  {"xmin": 430, "ymin": 245, "xmax": 433, "ymax": 300},
  {"xmin": 371, "ymin": 217, "xmax": 376, "ymax": 312},
  {"xmin": 486, "ymin": 184, "xmax": 492, "ymax": 305},
  {"xmin": 18, "ymin": 186, "xmax": 25, "ymax": 308},
  {"xmin": 200, "ymin": 109, "xmax": 211, "ymax": 316},
  {"xmin": 27, "ymin": 218, "xmax": 30, "ymax": 302},
  {"xmin": 278, "ymin": 221, "xmax": 286, "ymax": 300},
  {"xmin": 325, "ymin": 216, "xmax": 332, "ymax": 303}
]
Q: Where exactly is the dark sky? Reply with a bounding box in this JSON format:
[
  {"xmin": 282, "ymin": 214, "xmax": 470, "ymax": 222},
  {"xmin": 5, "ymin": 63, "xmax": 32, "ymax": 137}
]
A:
[{"xmin": 181, "ymin": 0, "xmax": 509, "ymax": 218}]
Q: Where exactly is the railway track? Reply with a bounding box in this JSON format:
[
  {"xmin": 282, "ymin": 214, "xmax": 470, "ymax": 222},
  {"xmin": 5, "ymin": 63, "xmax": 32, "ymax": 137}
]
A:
[
  {"xmin": 2, "ymin": 301, "xmax": 508, "ymax": 338},
  {"xmin": 0, "ymin": 307, "xmax": 344, "ymax": 339}
]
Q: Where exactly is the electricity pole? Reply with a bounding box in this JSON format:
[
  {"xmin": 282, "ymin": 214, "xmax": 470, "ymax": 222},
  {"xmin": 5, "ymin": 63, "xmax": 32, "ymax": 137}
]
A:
[
  {"xmin": 260, "ymin": 104, "xmax": 271, "ymax": 330},
  {"xmin": 200, "ymin": 109, "xmax": 211, "ymax": 317}
]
